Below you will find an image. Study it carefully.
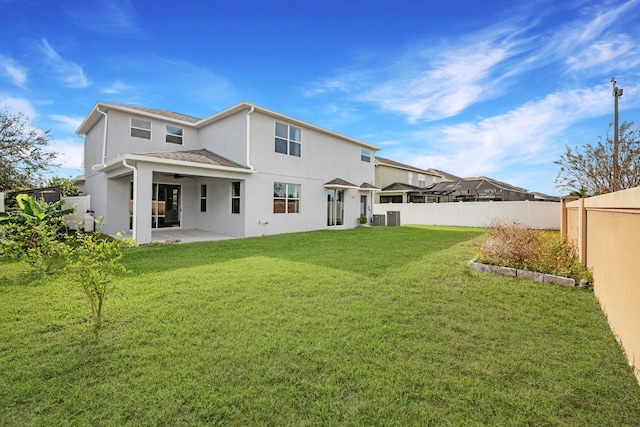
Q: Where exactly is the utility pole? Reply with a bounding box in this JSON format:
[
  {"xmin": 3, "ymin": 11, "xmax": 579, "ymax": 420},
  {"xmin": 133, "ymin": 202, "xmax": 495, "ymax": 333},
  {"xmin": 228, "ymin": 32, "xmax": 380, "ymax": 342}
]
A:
[{"xmin": 611, "ymin": 77, "xmax": 623, "ymax": 192}]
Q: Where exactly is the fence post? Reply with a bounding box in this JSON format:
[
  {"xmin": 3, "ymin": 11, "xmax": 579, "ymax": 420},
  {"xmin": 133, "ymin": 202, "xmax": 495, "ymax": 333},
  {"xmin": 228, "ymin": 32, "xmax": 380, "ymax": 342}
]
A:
[
  {"xmin": 577, "ymin": 197, "xmax": 587, "ymax": 265},
  {"xmin": 0, "ymin": 192, "xmax": 4, "ymax": 212}
]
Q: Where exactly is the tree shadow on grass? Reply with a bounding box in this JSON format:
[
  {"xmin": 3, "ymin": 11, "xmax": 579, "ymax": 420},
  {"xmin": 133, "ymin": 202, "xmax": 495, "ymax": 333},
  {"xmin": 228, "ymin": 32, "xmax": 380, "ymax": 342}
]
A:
[{"xmin": 122, "ymin": 226, "xmax": 484, "ymax": 278}]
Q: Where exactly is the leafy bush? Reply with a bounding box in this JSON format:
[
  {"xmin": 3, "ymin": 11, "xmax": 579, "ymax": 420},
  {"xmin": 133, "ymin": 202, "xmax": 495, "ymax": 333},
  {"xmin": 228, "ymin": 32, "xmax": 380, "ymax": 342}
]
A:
[
  {"xmin": 477, "ymin": 220, "xmax": 593, "ymax": 286},
  {"xmin": 1, "ymin": 195, "xmax": 136, "ymax": 329},
  {"xmin": 0, "ymin": 194, "xmax": 73, "ymax": 277}
]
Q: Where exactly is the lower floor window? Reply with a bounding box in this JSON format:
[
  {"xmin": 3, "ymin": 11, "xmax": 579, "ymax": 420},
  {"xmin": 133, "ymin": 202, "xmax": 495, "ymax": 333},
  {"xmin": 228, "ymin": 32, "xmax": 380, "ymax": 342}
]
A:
[
  {"xmin": 200, "ymin": 184, "xmax": 207, "ymax": 212},
  {"xmin": 273, "ymin": 182, "xmax": 300, "ymax": 213},
  {"xmin": 231, "ymin": 181, "xmax": 240, "ymax": 214},
  {"xmin": 327, "ymin": 189, "xmax": 344, "ymax": 226}
]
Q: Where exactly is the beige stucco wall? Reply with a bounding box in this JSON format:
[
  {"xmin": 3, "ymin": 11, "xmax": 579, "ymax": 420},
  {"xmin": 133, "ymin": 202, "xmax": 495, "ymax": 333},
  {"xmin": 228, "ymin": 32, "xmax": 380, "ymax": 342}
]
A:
[{"xmin": 563, "ymin": 187, "xmax": 640, "ymax": 382}]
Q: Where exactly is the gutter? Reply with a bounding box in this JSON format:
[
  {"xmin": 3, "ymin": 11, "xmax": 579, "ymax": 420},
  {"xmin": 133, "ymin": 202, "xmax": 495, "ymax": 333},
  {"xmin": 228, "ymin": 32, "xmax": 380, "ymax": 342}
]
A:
[
  {"xmin": 122, "ymin": 159, "xmax": 137, "ymax": 241},
  {"xmin": 91, "ymin": 105, "xmax": 108, "ymax": 171},
  {"xmin": 246, "ymin": 106, "xmax": 255, "ymax": 169}
]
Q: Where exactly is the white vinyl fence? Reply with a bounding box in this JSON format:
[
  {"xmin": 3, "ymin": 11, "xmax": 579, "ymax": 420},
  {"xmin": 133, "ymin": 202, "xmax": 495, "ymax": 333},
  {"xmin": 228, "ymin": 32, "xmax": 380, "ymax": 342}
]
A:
[
  {"xmin": 374, "ymin": 201, "xmax": 560, "ymax": 229},
  {"xmin": 62, "ymin": 196, "xmax": 91, "ymax": 230}
]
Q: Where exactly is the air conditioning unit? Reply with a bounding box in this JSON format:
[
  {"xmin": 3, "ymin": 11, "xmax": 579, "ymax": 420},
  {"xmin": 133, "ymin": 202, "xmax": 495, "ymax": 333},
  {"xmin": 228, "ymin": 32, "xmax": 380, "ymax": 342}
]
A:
[
  {"xmin": 372, "ymin": 214, "xmax": 386, "ymax": 226},
  {"xmin": 387, "ymin": 211, "xmax": 401, "ymax": 227}
]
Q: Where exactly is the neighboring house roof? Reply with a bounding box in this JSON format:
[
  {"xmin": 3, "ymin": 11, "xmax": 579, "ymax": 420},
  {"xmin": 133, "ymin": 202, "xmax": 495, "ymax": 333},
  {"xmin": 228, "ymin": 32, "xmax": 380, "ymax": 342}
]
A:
[
  {"xmin": 426, "ymin": 168, "xmax": 463, "ymax": 181},
  {"xmin": 375, "ymin": 156, "xmax": 439, "ymax": 176},
  {"xmin": 425, "ymin": 177, "xmax": 530, "ymax": 196},
  {"xmin": 531, "ymin": 192, "xmax": 561, "ymax": 202},
  {"xmin": 381, "ymin": 182, "xmax": 424, "ymax": 192},
  {"xmin": 139, "ymin": 149, "xmax": 249, "ymax": 169},
  {"xmin": 77, "ymin": 101, "xmax": 379, "ymax": 151},
  {"xmin": 472, "ymin": 176, "xmax": 528, "ymax": 193}
]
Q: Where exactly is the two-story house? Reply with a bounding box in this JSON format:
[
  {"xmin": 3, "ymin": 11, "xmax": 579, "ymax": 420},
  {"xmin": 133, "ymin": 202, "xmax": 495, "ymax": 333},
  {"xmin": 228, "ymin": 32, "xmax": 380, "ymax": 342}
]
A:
[
  {"xmin": 76, "ymin": 102, "xmax": 379, "ymax": 244},
  {"xmin": 374, "ymin": 157, "xmax": 441, "ymax": 203}
]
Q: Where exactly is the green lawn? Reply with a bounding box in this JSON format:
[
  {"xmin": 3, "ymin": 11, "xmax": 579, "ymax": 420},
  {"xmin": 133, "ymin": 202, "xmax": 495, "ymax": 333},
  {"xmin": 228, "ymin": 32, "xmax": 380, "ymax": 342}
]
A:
[{"xmin": 1, "ymin": 226, "xmax": 639, "ymax": 425}]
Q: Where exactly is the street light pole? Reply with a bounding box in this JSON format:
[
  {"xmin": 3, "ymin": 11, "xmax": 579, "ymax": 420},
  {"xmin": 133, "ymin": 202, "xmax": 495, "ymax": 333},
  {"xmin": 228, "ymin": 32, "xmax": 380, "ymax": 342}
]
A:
[{"xmin": 611, "ymin": 77, "xmax": 623, "ymax": 192}]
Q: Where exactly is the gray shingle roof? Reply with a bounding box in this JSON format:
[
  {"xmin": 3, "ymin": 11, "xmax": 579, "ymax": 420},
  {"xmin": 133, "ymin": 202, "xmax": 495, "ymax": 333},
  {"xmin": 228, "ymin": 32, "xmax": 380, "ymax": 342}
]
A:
[
  {"xmin": 138, "ymin": 149, "xmax": 249, "ymax": 169},
  {"xmin": 359, "ymin": 182, "xmax": 379, "ymax": 189},
  {"xmin": 381, "ymin": 182, "xmax": 423, "ymax": 191},
  {"xmin": 375, "ymin": 156, "xmax": 435, "ymax": 174},
  {"xmin": 116, "ymin": 104, "xmax": 201, "ymax": 123},
  {"xmin": 324, "ymin": 178, "xmax": 358, "ymax": 187}
]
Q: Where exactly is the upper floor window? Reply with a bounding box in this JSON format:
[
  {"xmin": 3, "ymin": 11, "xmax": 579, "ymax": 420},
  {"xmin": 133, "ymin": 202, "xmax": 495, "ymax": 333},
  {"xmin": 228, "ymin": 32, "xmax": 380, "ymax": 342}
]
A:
[
  {"xmin": 275, "ymin": 122, "xmax": 301, "ymax": 157},
  {"xmin": 273, "ymin": 182, "xmax": 300, "ymax": 214},
  {"xmin": 418, "ymin": 174, "xmax": 426, "ymax": 187},
  {"xmin": 408, "ymin": 172, "xmax": 414, "ymax": 185},
  {"xmin": 131, "ymin": 118, "xmax": 151, "ymax": 139},
  {"xmin": 361, "ymin": 149, "xmax": 371, "ymax": 163},
  {"xmin": 166, "ymin": 125, "xmax": 183, "ymax": 145}
]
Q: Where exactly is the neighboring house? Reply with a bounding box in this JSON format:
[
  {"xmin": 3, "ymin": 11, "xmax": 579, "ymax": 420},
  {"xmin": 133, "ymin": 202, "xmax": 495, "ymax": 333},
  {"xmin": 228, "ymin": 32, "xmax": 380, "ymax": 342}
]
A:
[
  {"xmin": 374, "ymin": 157, "xmax": 441, "ymax": 203},
  {"xmin": 374, "ymin": 157, "xmax": 553, "ymax": 203},
  {"xmin": 423, "ymin": 176, "xmax": 537, "ymax": 202},
  {"xmin": 76, "ymin": 102, "xmax": 379, "ymax": 244}
]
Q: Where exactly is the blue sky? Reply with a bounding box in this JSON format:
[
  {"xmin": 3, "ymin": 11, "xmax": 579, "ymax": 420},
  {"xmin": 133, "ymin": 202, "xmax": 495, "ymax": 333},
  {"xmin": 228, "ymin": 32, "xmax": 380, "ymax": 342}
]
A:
[{"xmin": 1, "ymin": 0, "xmax": 640, "ymax": 196}]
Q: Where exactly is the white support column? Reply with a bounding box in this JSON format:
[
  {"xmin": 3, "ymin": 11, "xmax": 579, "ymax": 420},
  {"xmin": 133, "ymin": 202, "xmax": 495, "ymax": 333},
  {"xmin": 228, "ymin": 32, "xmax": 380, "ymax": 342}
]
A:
[{"xmin": 134, "ymin": 165, "xmax": 153, "ymax": 244}]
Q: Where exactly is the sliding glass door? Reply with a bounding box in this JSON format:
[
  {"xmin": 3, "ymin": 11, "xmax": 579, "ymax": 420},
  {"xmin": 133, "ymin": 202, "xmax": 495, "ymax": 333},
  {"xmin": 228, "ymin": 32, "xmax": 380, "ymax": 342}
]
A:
[{"xmin": 327, "ymin": 189, "xmax": 344, "ymax": 226}]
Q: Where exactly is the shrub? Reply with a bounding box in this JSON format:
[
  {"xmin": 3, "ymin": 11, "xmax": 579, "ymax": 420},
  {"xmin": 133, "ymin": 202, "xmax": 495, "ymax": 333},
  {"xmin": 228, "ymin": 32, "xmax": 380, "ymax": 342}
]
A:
[
  {"xmin": 0, "ymin": 195, "xmax": 136, "ymax": 329},
  {"xmin": 477, "ymin": 220, "xmax": 593, "ymax": 286},
  {"xmin": 0, "ymin": 194, "xmax": 73, "ymax": 277},
  {"xmin": 64, "ymin": 231, "xmax": 135, "ymax": 330}
]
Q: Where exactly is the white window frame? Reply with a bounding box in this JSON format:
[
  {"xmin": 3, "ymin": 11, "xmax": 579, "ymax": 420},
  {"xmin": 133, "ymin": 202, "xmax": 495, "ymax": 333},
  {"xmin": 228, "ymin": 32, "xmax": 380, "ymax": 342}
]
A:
[
  {"xmin": 361, "ymin": 149, "xmax": 371, "ymax": 163},
  {"xmin": 131, "ymin": 118, "xmax": 151, "ymax": 139},
  {"xmin": 273, "ymin": 182, "xmax": 300, "ymax": 214},
  {"xmin": 408, "ymin": 172, "xmax": 414, "ymax": 185},
  {"xmin": 275, "ymin": 122, "xmax": 301, "ymax": 157},
  {"xmin": 418, "ymin": 174, "xmax": 426, "ymax": 187},
  {"xmin": 166, "ymin": 125, "xmax": 183, "ymax": 145}
]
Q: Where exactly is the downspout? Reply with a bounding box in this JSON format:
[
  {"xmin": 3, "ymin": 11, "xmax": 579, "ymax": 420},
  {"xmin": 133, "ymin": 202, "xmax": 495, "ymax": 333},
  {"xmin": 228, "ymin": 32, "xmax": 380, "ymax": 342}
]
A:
[
  {"xmin": 91, "ymin": 106, "xmax": 108, "ymax": 170},
  {"xmin": 122, "ymin": 159, "xmax": 137, "ymax": 242},
  {"xmin": 246, "ymin": 106, "xmax": 255, "ymax": 169}
]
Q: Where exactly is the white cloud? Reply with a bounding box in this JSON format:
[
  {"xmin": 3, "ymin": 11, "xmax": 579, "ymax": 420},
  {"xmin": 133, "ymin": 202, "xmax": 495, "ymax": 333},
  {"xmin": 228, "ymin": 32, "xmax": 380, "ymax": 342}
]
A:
[
  {"xmin": 362, "ymin": 41, "xmax": 513, "ymax": 123},
  {"xmin": 307, "ymin": 1, "xmax": 640, "ymax": 126},
  {"xmin": 566, "ymin": 37, "xmax": 635, "ymax": 71},
  {"xmin": 62, "ymin": 0, "xmax": 138, "ymax": 34},
  {"xmin": 101, "ymin": 80, "xmax": 131, "ymax": 94},
  {"xmin": 48, "ymin": 138, "xmax": 84, "ymax": 170},
  {"xmin": 0, "ymin": 55, "xmax": 28, "ymax": 87},
  {"xmin": 402, "ymin": 84, "xmax": 618, "ymax": 179},
  {"xmin": 38, "ymin": 39, "xmax": 89, "ymax": 89},
  {"xmin": 0, "ymin": 95, "xmax": 37, "ymax": 119},
  {"xmin": 49, "ymin": 114, "xmax": 83, "ymax": 133}
]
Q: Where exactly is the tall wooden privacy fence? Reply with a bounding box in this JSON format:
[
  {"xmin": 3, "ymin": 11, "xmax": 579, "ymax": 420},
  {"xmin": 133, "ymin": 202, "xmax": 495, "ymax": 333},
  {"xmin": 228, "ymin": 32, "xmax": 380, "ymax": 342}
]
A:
[{"xmin": 562, "ymin": 188, "xmax": 640, "ymax": 382}]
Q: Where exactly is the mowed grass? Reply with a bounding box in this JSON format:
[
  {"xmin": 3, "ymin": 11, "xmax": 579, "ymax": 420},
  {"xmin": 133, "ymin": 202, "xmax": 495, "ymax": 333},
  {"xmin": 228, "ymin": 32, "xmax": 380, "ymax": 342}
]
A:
[{"xmin": 1, "ymin": 226, "xmax": 639, "ymax": 425}]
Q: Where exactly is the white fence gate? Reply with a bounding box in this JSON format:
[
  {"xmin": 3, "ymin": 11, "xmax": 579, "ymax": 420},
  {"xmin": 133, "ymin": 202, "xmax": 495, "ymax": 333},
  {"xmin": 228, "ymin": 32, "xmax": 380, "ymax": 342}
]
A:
[{"xmin": 373, "ymin": 201, "xmax": 560, "ymax": 229}]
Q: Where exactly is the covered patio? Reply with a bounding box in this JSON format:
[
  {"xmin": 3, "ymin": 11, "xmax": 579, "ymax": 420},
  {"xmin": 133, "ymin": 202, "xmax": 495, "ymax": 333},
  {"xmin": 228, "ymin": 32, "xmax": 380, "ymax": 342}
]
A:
[{"xmin": 115, "ymin": 229, "xmax": 239, "ymax": 244}]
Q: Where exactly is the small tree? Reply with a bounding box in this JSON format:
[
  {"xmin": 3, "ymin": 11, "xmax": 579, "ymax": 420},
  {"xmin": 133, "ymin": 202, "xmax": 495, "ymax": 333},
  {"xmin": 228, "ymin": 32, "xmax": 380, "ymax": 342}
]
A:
[
  {"xmin": 555, "ymin": 121, "xmax": 640, "ymax": 196},
  {"xmin": 64, "ymin": 230, "xmax": 135, "ymax": 330},
  {"xmin": 0, "ymin": 105, "xmax": 59, "ymax": 191},
  {"xmin": 46, "ymin": 176, "xmax": 80, "ymax": 197}
]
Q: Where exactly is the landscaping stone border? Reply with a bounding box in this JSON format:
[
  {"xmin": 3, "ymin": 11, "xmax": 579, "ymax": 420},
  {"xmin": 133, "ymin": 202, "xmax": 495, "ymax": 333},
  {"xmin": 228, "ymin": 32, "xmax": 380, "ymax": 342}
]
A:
[{"xmin": 469, "ymin": 261, "xmax": 576, "ymax": 287}]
